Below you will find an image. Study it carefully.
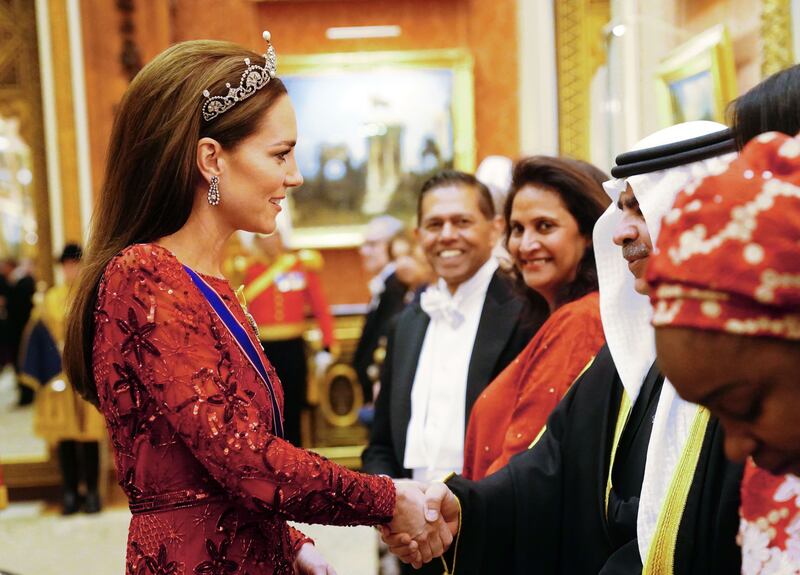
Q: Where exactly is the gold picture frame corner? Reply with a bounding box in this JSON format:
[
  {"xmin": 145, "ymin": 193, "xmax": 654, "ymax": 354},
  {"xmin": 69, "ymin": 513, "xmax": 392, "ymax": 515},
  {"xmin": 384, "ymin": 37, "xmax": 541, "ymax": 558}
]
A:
[
  {"xmin": 280, "ymin": 49, "xmax": 475, "ymax": 249},
  {"xmin": 656, "ymin": 24, "xmax": 737, "ymax": 126}
]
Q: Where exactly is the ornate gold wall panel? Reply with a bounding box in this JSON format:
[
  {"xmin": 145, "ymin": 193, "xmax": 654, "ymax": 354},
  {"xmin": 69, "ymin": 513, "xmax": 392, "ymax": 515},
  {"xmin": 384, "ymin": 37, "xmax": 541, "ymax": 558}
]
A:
[
  {"xmin": 555, "ymin": 0, "xmax": 610, "ymax": 160},
  {"xmin": 47, "ymin": 0, "xmax": 83, "ymax": 246},
  {"xmin": 760, "ymin": 0, "xmax": 794, "ymax": 77},
  {"xmin": 0, "ymin": 0, "xmax": 51, "ymax": 281},
  {"xmin": 80, "ymin": 0, "xmax": 171, "ymax": 202},
  {"xmin": 555, "ymin": 0, "xmax": 589, "ymax": 159}
]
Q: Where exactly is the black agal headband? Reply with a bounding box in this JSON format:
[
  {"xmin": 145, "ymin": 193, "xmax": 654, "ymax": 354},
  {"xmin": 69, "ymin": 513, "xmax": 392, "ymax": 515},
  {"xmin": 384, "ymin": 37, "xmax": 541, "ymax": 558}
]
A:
[{"xmin": 610, "ymin": 128, "xmax": 737, "ymax": 178}]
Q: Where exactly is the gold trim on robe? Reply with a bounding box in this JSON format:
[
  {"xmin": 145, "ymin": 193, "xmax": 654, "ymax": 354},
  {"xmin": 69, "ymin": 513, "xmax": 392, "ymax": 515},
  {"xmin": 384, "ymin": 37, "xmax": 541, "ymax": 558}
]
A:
[
  {"xmin": 642, "ymin": 407, "xmax": 711, "ymax": 574},
  {"xmin": 605, "ymin": 391, "xmax": 633, "ymax": 517}
]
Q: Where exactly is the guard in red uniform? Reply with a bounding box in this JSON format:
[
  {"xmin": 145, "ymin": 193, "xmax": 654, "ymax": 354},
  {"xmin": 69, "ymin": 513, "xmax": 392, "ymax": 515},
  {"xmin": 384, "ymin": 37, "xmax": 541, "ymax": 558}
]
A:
[{"xmin": 243, "ymin": 232, "xmax": 336, "ymax": 446}]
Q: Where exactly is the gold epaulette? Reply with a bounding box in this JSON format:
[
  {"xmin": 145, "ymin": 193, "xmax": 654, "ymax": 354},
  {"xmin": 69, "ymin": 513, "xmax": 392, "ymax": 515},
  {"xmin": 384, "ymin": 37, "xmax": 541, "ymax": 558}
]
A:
[{"xmin": 297, "ymin": 249, "xmax": 323, "ymax": 270}]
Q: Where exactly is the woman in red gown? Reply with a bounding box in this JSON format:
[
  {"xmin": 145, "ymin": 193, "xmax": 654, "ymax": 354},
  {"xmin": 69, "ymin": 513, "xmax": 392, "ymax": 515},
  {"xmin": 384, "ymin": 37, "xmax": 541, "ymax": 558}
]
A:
[
  {"xmin": 462, "ymin": 157, "xmax": 610, "ymax": 480},
  {"xmin": 64, "ymin": 34, "xmax": 449, "ymax": 575}
]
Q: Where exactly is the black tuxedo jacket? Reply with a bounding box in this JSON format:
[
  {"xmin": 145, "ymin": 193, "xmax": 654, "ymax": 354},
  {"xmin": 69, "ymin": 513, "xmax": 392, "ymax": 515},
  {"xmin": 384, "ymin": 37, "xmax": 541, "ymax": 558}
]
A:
[
  {"xmin": 353, "ymin": 272, "xmax": 409, "ymax": 402},
  {"xmin": 362, "ymin": 270, "xmax": 540, "ymax": 478}
]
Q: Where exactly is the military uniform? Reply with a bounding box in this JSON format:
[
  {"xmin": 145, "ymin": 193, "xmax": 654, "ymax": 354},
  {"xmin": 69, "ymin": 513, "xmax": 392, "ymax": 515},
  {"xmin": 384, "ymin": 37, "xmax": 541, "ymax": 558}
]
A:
[{"xmin": 243, "ymin": 249, "xmax": 335, "ymax": 446}]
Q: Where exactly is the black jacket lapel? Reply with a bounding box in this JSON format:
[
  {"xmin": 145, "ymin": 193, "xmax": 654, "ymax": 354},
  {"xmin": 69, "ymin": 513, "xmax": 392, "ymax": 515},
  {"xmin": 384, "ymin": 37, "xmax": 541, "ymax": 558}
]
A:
[
  {"xmin": 464, "ymin": 272, "xmax": 524, "ymax": 424},
  {"xmin": 391, "ymin": 304, "xmax": 430, "ymax": 463}
]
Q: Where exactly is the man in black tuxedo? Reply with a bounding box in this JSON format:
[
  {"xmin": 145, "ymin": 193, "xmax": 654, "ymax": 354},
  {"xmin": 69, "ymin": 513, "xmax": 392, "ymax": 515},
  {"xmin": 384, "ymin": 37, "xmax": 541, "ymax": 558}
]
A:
[
  {"xmin": 363, "ymin": 170, "xmax": 539, "ymax": 574},
  {"xmin": 363, "ymin": 169, "xmax": 539, "ymax": 480},
  {"xmin": 353, "ymin": 215, "xmax": 408, "ymax": 404}
]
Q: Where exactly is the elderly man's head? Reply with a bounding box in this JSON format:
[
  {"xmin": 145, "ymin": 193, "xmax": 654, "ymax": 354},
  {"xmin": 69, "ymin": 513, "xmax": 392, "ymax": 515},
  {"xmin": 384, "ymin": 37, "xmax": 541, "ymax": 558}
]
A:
[
  {"xmin": 359, "ymin": 216, "xmax": 404, "ymax": 277},
  {"xmin": 612, "ymin": 184, "xmax": 654, "ymax": 295},
  {"xmin": 593, "ymin": 120, "xmax": 736, "ymax": 404}
]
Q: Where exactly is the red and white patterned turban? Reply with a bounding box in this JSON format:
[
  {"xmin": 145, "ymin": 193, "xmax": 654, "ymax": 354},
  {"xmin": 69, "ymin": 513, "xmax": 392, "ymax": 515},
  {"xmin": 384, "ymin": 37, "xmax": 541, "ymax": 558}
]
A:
[{"xmin": 647, "ymin": 131, "xmax": 800, "ymax": 340}]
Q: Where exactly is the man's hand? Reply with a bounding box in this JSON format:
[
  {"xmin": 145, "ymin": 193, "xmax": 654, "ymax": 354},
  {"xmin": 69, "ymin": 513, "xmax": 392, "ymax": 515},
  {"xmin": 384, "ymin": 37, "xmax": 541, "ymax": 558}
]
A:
[
  {"xmin": 428, "ymin": 481, "xmax": 459, "ymax": 538},
  {"xmin": 384, "ymin": 480, "xmax": 457, "ymax": 567},
  {"xmin": 293, "ymin": 542, "xmax": 336, "ymax": 575}
]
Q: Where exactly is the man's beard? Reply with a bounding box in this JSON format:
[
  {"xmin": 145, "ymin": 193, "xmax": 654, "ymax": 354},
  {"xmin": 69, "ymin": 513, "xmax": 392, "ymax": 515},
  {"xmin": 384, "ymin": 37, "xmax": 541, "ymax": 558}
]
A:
[{"xmin": 622, "ymin": 242, "xmax": 650, "ymax": 261}]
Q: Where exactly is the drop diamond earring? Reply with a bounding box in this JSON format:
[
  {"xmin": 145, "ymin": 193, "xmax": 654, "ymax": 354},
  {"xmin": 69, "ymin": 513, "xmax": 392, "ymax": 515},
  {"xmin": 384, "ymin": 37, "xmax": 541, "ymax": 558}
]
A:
[{"xmin": 208, "ymin": 175, "xmax": 220, "ymax": 206}]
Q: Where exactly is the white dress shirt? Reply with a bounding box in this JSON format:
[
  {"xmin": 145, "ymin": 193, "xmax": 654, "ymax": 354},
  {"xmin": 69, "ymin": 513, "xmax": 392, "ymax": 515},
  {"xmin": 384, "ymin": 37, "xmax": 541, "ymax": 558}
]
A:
[
  {"xmin": 404, "ymin": 257, "xmax": 498, "ymax": 481},
  {"xmin": 367, "ymin": 262, "xmax": 397, "ymax": 310}
]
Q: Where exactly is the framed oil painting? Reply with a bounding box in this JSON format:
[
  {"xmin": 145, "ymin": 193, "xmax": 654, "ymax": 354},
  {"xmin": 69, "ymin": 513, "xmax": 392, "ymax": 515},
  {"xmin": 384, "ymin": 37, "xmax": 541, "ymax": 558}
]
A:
[
  {"xmin": 656, "ymin": 25, "xmax": 737, "ymax": 126},
  {"xmin": 0, "ymin": 116, "xmax": 38, "ymax": 262},
  {"xmin": 280, "ymin": 49, "xmax": 475, "ymax": 248}
]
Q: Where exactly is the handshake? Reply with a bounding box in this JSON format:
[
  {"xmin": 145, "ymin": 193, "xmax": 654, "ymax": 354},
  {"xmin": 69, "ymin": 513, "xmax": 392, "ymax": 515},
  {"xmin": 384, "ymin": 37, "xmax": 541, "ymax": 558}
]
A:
[{"xmin": 381, "ymin": 479, "xmax": 460, "ymax": 568}]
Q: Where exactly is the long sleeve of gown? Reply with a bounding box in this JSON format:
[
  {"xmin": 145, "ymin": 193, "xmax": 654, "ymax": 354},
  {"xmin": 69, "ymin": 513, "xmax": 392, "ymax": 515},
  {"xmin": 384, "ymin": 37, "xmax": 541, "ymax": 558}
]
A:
[{"xmin": 94, "ymin": 244, "xmax": 395, "ymax": 527}]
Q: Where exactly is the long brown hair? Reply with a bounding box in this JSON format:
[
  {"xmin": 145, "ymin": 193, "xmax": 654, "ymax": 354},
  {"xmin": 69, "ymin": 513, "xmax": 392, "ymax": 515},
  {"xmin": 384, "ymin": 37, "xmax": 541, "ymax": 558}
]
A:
[
  {"xmin": 504, "ymin": 156, "xmax": 611, "ymax": 310},
  {"xmin": 64, "ymin": 40, "xmax": 288, "ymax": 406},
  {"xmin": 729, "ymin": 64, "xmax": 800, "ymax": 149}
]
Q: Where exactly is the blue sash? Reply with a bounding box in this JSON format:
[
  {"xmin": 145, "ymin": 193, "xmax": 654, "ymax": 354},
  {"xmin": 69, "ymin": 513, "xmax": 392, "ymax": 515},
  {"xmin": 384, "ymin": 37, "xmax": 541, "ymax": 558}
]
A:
[{"xmin": 183, "ymin": 265, "xmax": 284, "ymax": 438}]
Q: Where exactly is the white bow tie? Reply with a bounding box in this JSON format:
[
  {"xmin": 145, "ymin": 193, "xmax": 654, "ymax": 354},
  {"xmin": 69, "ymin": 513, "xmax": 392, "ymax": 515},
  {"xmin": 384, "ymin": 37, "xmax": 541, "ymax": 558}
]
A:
[{"xmin": 420, "ymin": 286, "xmax": 464, "ymax": 328}]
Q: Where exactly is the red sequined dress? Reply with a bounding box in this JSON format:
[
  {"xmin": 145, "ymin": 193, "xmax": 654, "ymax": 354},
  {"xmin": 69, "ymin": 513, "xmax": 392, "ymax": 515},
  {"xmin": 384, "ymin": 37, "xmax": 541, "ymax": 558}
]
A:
[{"xmin": 93, "ymin": 244, "xmax": 394, "ymax": 575}]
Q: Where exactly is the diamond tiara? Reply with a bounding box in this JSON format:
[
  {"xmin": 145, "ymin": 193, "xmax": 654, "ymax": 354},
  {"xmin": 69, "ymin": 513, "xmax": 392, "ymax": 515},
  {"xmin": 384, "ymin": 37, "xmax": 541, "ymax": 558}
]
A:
[{"xmin": 201, "ymin": 31, "xmax": 277, "ymax": 122}]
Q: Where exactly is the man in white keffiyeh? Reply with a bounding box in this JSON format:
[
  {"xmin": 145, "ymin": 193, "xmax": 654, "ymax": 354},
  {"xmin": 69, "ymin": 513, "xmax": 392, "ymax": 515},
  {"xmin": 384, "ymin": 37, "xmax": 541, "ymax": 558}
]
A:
[{"xmin": 594, "ymin": 121, "xmax": 742, "ymax": 568}]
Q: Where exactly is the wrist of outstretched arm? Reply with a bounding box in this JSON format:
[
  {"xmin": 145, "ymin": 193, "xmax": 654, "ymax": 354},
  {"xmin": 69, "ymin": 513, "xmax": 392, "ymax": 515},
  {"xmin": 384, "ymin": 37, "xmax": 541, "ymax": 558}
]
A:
[
  {"xmin": 378, "ymin": 474, "xmax": 397, "ymax": 523},
  {"xmin": 390, "ymin": 477, "xmax": 416, "ymax": 521},
  {"xmin": 441, "ymin": 475, "xmax": 463, "ymax": 574},
  {"xmin": 289, "ymin": 526, "xmax": 315, "ymax": 559}
]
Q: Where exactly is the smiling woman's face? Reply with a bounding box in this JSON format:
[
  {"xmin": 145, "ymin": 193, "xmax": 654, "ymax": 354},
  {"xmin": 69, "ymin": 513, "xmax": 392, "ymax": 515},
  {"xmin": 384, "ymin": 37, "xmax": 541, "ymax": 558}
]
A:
[
  {"xmin": 656, "ymin": 326, "xmax": 800, "ymax": 475},
  {"xmin": 507, "ymin": 185, "xmax": 588, "ymax": 308},
  {"xmin": 217, "ymin": 94, "xmax": 303, "ymax": 235}
]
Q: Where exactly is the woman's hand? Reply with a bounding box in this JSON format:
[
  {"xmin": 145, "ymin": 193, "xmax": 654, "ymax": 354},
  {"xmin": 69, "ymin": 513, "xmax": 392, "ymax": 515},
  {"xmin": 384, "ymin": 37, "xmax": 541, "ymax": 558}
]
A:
[{"xmin": 293, "ymin": 543, "xmax": 336, "ymax": 575}]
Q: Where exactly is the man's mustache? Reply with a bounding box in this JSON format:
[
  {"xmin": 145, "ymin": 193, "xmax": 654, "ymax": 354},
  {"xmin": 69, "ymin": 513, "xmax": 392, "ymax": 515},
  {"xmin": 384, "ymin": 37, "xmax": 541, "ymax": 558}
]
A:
[{"xmin": 622, "ymin": 242, "xmax": 650, "ymax": 261}]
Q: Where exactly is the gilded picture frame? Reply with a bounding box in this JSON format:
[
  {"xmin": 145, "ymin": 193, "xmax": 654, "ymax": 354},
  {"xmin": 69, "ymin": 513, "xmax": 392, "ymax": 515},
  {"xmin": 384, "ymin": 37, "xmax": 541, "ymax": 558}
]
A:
[
  {"xmin": 655, "ymin": 25, "xmax": 737, "ymax": 126},
  {"xmin": 279, "ymin": 49, "xmax": 475, "ymax": 248}
]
